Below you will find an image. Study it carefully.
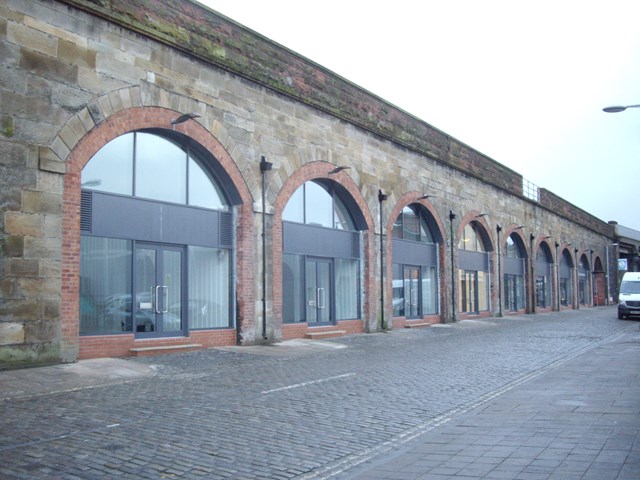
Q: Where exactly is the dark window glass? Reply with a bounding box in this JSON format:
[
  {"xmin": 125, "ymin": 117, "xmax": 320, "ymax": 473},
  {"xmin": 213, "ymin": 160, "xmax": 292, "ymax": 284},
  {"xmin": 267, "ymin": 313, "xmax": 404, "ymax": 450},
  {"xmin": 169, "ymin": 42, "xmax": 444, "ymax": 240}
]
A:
[
  {"xmin": 392, "ymin": 205, "xmax": 434, "ymax": 243},
  {"xmin": 305, "ymin": 181, "xmax": 333, "ymax": 228},
  {"xmin": 283, "ymin": 254, "xmax": 304, "ymax": 323},
  {"xmin": 80, "ymin": 236, "xmax": 132, "ymax": 335},
  {"xmin": 188, "ymin": 246, "xmax": 231, "ymax": 328},
  {"xmin": 135, "ymin": 133, "xmax": 186, "ymax": 204},
  {"xmin": 505, "ymin": 235, "xmax": 523, "ymax": 258},
  {"xmin": 82, "ymin": 132, "xmax": 228, "ymax": 211},
  {"xmin": 459, "ymin": 223, "xmax": 485, "ymax": 251},
  {"xmin": 81, "ymin": 133, "xmax": 133, "ymax": 195},
  {"xmin": 188, "ymin": 156, "xmax": 226, "ymax": 210},
  {"xmin": 282, "ymin": 181, "xmax": 355, "ymax": 230}
]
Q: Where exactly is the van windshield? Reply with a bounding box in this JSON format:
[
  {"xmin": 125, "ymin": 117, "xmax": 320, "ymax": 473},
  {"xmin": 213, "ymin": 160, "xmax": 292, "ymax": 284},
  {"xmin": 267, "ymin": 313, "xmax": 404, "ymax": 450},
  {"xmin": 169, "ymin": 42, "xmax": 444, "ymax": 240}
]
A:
[{"xmin": 620, "ymin": 281, "xmax": 640, "ymax": 294}]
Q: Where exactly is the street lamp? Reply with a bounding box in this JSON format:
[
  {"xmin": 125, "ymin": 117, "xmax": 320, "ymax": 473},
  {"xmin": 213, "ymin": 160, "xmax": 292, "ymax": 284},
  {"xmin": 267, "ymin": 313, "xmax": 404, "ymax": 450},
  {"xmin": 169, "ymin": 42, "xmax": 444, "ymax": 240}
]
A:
[{"xmin": 603, "ymin": 104, "xmax": 640, "ymax": 113}]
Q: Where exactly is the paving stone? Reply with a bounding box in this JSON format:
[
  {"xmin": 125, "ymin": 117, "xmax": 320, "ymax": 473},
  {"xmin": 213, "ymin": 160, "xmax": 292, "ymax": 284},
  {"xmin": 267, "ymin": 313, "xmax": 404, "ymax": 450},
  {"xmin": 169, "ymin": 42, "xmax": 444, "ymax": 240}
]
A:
[{"xmin": 0, "ymin": 308, "xmax": 638, "ymax": 479}]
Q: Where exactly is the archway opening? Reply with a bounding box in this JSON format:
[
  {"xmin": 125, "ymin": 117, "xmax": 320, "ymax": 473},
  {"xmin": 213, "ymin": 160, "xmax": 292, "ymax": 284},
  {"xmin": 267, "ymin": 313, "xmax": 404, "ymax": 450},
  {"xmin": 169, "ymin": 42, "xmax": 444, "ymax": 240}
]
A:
[
  {"xmin": 391, "ymin": 204, "xmax": 441, "ymax": 319},
  {"xmin": 281, "ymin": 180, "xmax": 365, "ymax": 325},
  {"xmin": 79, "ymin": 130, "xmax": 238, "ymax": 338}
]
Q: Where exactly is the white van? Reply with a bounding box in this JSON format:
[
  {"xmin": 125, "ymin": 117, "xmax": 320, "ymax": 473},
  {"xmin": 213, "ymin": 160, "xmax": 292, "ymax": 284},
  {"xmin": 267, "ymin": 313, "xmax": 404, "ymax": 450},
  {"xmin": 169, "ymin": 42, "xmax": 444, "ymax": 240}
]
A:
[{"xmin": 618, "ymin": 272, "xmax": 640, "ymax": 319}]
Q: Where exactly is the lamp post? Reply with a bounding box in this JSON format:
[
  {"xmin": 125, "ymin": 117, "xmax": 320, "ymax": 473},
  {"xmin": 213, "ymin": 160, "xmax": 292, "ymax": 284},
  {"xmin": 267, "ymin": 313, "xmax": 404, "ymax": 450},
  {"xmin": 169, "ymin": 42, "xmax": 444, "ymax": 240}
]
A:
[{"xmin": 603, "ymin": 104, "xmax": 640, "ymax": 113}]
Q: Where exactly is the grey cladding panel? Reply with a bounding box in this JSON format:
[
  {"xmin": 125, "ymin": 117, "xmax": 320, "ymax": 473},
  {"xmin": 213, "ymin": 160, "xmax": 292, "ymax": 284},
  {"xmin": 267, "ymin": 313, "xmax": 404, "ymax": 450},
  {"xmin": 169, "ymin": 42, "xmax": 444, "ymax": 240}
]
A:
[
  {"xmin": 283, "ymin": 222, "xmax": 359, "ymax": 258},
  {"xmin": 458, "ymin": 249, "xmax": 489, "ymax": 271},
  {"xmin": 504, "ymin": 257, "xmax": 525, "ymax": 275},
  {"xmin": 88, "ymin": 192, "xmax": 222, "ymax": 248},
  {"xmin": 392, "ymin": 239, "xmax": 437, "ymax": 266},
  {"xmin": 559, "ymin": 264, "xmax": 573, "ymax": 277},
  {"xmin": 536, "ymin": 260, "xmax": 552, "ymax": 276}
]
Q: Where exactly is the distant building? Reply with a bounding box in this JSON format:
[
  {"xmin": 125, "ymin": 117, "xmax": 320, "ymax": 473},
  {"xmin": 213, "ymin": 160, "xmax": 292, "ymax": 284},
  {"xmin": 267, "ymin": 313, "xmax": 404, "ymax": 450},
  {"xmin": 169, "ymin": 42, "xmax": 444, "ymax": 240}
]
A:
[
  {"xmin": 606, "ymin": 222, "xmax": 640, "ymax": 300},
  {"xmin": 0, "ymin": 0, "xmax": 618, "ymax": 368}
]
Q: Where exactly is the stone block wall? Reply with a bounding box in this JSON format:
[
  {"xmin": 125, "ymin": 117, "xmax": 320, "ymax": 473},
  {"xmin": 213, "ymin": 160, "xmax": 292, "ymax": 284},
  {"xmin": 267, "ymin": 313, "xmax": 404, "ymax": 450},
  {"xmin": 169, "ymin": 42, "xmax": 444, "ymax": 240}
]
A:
[{"xmin": 0, "ymin": 0, "xmax": 615, "ymax": 367}]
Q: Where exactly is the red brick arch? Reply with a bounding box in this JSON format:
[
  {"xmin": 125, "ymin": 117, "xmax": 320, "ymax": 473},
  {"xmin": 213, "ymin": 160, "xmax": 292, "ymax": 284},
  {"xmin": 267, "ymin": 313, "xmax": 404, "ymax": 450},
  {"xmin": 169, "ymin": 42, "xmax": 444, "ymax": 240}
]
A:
[
  {"xmin": 61, "ymin": 106, "xmax": 254, "ymax": 359},
  {"xmin": 272, "ymin": 162, "xmax": 376, "ymax": 337},
  {"xmin": 384, "ymin": 192, "xmax": 447, "ymax": 326}
]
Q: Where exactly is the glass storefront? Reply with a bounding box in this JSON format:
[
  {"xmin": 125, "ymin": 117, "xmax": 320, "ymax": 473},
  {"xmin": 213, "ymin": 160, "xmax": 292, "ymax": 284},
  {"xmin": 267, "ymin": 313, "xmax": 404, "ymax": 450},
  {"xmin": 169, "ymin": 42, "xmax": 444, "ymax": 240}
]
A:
[
  {"xmin": 391, "ymin": 205, "xmax": 440, "ymax": 318},
  {"xmin": 458, "ymin": 222, "xmax": 490, "ymax": 314},
  {"xmin": 80, "ymin": 131, "xmax": 233, "ymax": 337},
  {"xmin": 578, "ymin": 255, "xmax": 590, "ymax": 305},
  {"xmin": 535, "ymin": 245, "xmax": 553, "ymax": 308},
  {"xmin": 503, "ymin": 235, "xmax": 526, "ymax": 311},
  {"xmin": 559, "ymin": 250, "xmax": 574, "ymax": 307},
  {"xmin": 282, "ymin": 180, "xmax": 361, "ymax": 324}
]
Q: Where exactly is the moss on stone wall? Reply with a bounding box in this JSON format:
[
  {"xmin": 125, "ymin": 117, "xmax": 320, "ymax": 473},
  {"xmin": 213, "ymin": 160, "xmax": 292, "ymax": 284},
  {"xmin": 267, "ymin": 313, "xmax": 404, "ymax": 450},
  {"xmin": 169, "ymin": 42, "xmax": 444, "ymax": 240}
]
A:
[
  {"xmin": 57, "ymin": 0, "xmax": 611, "ymax": 238},
  {"xmin": 0, "ymin": 343, "xmax": 62, "ymax": 370},
  {"xmin": 58, "ymin": 0, "xmax": 524, "ymax": 198}
]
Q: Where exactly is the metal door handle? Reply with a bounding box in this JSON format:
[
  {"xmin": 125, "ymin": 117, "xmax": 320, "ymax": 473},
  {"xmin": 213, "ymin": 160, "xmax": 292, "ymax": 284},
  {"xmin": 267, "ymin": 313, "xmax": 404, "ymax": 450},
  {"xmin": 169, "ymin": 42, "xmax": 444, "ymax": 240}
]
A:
[
  {"xmin": 160, "ymin": 286, "xmax": 168, "ymax": 313},
  {"xmin": 317, "ymin": 288, "xmax": 325, "ymax": 309},
  {"xmin": 155, "ymin": 286, "xmax": 161, "ymax": 313}
]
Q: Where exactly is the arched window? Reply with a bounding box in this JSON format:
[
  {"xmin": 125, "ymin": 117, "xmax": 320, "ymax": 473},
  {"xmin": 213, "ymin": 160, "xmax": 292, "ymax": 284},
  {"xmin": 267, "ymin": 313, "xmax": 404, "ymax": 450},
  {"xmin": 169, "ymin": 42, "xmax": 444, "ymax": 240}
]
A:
[
  {"xmin": 504, "ymin": 234, "xmax": 526, "ymax": 311},
  {"xmin": 559, "ymin": 250, "xmax": 574, "ymax": 307},
  {"xmin": 81, "ymin": 131, "xmax": 228, "ymax": 210},
  {"xmin": 391, "ymin": 204, "xmax": 439, "ymax": 318},
  {"xmin": 282, "ymin": 180, "xmax": 361, "ymax": 324},
  {"xmin": 79, "ymin": 131, "xmax": 234, "ymax": 337},
  {"xmin": 459, "ymin": 223, "xmax": 486, "ymax": 252},
  {"xmin": 392, "ymin": 205, "xmax": 435, "ymax": 243},
  {"xmin": 458, "ymin": 222, "xmax": 490, "ymax": 314},
  {"xmin": 535, "ymin": 244, "xmax": 553, "ymax": 308},
  {"xmin": 282, "ymin": 180, "xmax": 355, "ymax": 230}
]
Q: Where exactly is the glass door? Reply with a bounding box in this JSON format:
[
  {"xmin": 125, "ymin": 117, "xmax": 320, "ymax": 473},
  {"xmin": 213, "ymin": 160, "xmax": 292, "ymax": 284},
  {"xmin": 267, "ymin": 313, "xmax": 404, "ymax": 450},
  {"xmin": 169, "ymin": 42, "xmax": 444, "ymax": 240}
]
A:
[
  {"xmin": 134, "ymin": 243, "xmax": 186, "ymax": 337},
  {"xmin": 404, "ymin": 266, "xmax": 421, "ymax": 318},
  {"xmin": 461, "ymin": 270, "xmax": 479, "ymax": 313},
  {"xmin": 305, "ymin": 258, "xmax": 333, "ymax": 324}
]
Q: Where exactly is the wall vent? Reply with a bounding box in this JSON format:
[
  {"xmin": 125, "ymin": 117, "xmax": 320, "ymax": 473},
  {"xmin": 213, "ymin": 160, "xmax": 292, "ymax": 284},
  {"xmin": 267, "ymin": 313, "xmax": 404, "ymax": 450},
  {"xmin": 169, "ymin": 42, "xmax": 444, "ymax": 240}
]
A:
[
  {"xmin": 219, "ymin": 212, "xmax": 233, "ymax": 246},
  {"xmin": 80, "ymin": 190, "xmax": 92, "ymax": 232}
]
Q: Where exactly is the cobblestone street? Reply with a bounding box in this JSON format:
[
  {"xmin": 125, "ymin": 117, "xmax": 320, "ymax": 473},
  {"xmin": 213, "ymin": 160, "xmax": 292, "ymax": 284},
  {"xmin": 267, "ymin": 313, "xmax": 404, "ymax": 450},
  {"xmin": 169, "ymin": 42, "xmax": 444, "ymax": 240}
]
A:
[{"xmin": 1, "ymin": 307, "xmax": 638, "ymax": 479}]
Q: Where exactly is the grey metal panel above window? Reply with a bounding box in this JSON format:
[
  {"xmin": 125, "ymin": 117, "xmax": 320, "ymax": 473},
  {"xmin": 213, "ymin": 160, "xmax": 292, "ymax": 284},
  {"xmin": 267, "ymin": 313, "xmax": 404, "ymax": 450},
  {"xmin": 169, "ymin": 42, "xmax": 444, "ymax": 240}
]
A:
[
  {"xmin": 458, "ymin": 249, "xmax": 489, "ymax": 271},
  {"xmin": 559, "ymin": 263, "xmax": 573, "ymax": 277},
  {"xmin": 536, "ymin": 259, "xmax": 552, "ymax": 275},
  {"xmin": 283, "ymin": 221, "xmax": 359, "ymax": 258},
  {"xmin": 162, "ymin": 204, "xmax": 224, "ymax": 248},
  {"xmin": 504, "ymin": 257, "xmax": 525, "ymax": 275},
  {"xmin": 392, "ymin": 238, "xmax": 437, "ymax": 266},
  {"xmin": 86, "ymin": 191, "xmax": 225, "ymax": 248}
]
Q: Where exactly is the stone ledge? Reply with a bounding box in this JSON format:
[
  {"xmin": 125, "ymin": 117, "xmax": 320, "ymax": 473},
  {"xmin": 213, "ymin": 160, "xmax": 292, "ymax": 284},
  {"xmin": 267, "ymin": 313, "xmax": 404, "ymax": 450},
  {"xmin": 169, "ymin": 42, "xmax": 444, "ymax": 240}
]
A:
[
  {"xmin": 304, "ymin": 330, "xmax": 347, "ymax": 340},
  {"xmin": 129, "ymin": 343, "xmax": 203, "ymax": 357},
  {"xmin": 404, "ymin": 323, "xmax": 432, "ymax": 329}
]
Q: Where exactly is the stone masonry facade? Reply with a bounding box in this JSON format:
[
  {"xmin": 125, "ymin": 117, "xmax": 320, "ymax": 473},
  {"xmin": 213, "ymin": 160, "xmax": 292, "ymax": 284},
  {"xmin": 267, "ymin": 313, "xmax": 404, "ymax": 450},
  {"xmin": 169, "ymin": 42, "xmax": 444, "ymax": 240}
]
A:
[{"xmin": 0, "ymin": 0, "xmax": 614, "ymax": 368}]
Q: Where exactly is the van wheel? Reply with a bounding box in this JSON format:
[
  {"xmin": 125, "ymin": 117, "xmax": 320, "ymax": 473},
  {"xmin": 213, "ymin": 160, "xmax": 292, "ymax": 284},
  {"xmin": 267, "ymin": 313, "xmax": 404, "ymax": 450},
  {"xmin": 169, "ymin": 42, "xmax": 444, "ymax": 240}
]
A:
[{"xmin": 618, "ymin": 312, "xmax": 624, "ymax": 320}]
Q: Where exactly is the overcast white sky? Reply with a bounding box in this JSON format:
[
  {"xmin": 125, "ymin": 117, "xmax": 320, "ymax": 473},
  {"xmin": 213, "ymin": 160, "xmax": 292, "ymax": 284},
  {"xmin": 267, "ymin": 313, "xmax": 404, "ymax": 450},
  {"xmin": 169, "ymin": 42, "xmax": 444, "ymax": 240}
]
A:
[{"xmin": 198, "ymin": 0, "xmax": 640, "ymax": 231}]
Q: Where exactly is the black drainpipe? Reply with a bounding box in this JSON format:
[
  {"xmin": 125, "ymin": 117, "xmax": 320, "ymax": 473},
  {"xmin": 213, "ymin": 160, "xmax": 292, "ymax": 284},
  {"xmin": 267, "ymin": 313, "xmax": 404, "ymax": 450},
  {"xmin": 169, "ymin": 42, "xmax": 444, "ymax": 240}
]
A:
[
  {"xmin": 260, "ymin": 156, "xmax": 272, "ymax": 341},
  {"xmin": 497, "ymin": 224, "xmax": 502, "ymax": 317},
  {"xmin": 449, "ymin": 210, "xmax": 456, "ymax": 322},
  {"xmin": 378, "ymin": 190, "xmax": 388, "ymax": 331}
]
